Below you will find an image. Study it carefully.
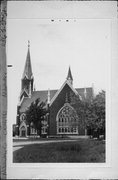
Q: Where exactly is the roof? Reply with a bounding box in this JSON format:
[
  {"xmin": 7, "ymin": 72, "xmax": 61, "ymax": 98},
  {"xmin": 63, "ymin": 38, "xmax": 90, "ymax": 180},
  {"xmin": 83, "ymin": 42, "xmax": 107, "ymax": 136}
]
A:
[
  {"xmin": 76, "ymin": 87, "xmax": 93, "ymax": 100},
  {"xmin": 19, "ymin": 89, "xmax": 57, "ymax": 113},
  {"xmin": 19, "ymin": 87, "xmax": 93, "ymax": 113},
  {"xmin": 22, "ymin": 47, "xmax": 33, "ymax": 80},
  {"xmin": 50, "ymin": 80, "xmax": 79, "ymax": 106}
]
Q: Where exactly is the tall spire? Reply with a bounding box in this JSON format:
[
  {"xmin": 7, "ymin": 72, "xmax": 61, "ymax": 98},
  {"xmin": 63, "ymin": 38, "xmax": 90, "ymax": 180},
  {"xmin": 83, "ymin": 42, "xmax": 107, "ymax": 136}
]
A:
[
  {"xmin": 28, "ymin": 40, "xmax": 30, "ymax": 48},
  {"xmin": 21, "ymin": 41, "xmax": 34, "ymax": 98},
  {"xmin": 22, "ymin": 41, "xmax": 33, "ymax": 80},
  {"xmin": 66, "ymin": 66, "xmax": 73, "ymax": 85}
]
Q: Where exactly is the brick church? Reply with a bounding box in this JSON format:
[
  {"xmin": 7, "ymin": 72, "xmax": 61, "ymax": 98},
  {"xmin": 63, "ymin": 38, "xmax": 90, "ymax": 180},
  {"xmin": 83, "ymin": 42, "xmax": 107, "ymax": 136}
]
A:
[{"xmin": 15, "ymin": 43, "xmax": 94, "ymax": 137}]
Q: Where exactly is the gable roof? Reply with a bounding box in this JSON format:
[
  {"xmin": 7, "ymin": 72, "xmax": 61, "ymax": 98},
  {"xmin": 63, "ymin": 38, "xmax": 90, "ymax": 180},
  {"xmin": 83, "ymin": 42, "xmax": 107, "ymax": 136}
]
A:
[
  {"xmin": 19, "ymin": 89, "xmax": 57, "ymax": 113},
  {"xmin": 49, "ymin": 80, "xmax": 80, "ymax": 106},
  {"xmin": 19, "ymin": 86, "xmax": 93, "ymax": 113}
]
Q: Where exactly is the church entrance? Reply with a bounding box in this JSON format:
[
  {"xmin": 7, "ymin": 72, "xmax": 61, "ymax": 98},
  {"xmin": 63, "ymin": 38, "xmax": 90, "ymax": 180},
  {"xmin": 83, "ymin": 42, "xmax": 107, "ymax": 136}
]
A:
[
  {"xmin": 20, "ymin": 126, "xmax": 26, "ymax": 137},
  {"xmin": 21, "ymin": 130, "xmax": 26, "ymax": 137},
  {"xmin": 56, "ymin": 103, "xmax": 79, "ymax": 135}
]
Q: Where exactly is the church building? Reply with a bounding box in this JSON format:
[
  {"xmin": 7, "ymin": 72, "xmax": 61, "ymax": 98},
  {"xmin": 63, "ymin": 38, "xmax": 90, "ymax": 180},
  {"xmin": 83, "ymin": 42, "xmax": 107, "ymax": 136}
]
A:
[{"xmin": 15, "ymin": 43, "xmax": 94, "ymax": 137}]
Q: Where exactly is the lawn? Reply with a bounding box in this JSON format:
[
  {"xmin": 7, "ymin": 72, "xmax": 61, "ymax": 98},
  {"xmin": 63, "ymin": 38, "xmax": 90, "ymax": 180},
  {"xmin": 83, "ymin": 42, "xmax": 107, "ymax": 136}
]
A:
[{"xmin": 13, "ymin": 139, "xmax": 105, "ymax": 163}]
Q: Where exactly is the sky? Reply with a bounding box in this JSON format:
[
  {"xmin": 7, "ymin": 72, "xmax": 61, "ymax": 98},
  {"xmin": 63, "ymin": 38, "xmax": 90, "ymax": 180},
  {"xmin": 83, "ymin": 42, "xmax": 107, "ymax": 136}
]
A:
[{"xmin": 7, "ymin": 3, "xmax": 111, "ymax": 125}]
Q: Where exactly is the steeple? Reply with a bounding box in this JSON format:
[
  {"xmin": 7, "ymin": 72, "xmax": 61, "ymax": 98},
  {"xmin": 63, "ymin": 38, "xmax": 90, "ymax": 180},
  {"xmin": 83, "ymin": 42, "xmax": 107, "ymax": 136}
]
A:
[
  {"xmin": 66, "ymin": 66, "xmax": 73, "ymax": 85},
  {"xmin": 21, "ymin": 41, "xmax": 34, "ymax": 99},
  {"xmin": 22, "ymin": 41, "xmax": 33, "ymax": 80}
]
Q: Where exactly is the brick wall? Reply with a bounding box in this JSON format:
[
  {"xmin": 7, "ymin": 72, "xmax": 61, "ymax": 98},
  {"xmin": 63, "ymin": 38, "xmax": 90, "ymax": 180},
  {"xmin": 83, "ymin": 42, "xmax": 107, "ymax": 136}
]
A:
[{"xmin": 49, "ymin": 84, "xmax": 79, "ymax": 135}]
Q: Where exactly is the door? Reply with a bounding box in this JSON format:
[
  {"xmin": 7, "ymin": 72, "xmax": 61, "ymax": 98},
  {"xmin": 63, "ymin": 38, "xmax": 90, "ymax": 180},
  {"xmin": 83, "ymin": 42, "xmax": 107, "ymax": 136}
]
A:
[
  {"xmin": 20, "ymin": 126, "xmax": 26, "ymax": 137},
  {"xmin": 21, "ymin": 130, "xmax": 26, "ymax": 137}
]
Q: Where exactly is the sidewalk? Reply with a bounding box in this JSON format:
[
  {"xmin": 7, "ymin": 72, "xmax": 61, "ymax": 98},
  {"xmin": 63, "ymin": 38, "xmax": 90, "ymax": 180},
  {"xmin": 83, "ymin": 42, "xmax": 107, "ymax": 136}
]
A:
[{"xmin": 13, "ymin": 139, "xmax": 77, "ymax": 147}]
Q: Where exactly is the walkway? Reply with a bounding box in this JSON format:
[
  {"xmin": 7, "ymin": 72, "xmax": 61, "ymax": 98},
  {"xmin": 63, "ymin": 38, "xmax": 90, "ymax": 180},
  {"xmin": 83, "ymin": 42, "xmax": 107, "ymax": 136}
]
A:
[{"xmin": 13, "ymin": 139, "xmax": 77, "ymax": 152}]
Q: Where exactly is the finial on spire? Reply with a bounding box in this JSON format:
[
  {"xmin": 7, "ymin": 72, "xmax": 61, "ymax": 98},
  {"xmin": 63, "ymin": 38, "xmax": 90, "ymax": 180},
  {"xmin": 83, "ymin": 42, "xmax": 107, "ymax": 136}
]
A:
[{"xmin": 28, "ymin": 40, "xmax": 30, "ymax": 48}]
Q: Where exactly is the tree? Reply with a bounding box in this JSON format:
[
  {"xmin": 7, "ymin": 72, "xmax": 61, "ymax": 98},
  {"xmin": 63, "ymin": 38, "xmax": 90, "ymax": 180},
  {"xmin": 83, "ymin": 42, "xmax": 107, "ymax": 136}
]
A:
[
  {"xmin": 69, "ymin": 90, "xmax": 105, "ymax": 139},
  {"xmin": 69, "ymin": 91, "xmax": 87, "ymax": 131},
  {"xmin": 25, "ymin": 98, "xmax": 47, "ymax": 136},
  {"xmin": 82, "ymin": 90, "xmax": 105, "ymax": 139},
  {"xmin": 90, "ymin": 90, "xmax": 105, "ymax": 138}
]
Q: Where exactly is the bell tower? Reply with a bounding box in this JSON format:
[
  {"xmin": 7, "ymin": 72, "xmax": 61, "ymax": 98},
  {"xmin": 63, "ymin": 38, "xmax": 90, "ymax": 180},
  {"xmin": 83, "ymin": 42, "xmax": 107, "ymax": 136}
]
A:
[{"xmin": 20, "ymin": 41, "xmax": 34, "ymax": 100}]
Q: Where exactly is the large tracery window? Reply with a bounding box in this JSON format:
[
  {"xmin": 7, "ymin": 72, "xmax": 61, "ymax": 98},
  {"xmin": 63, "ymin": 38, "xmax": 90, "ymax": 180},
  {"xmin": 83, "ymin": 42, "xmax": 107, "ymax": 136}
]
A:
[{"xmin": 56, "ymin": 103, "xmax": 79, "ymax": 135}]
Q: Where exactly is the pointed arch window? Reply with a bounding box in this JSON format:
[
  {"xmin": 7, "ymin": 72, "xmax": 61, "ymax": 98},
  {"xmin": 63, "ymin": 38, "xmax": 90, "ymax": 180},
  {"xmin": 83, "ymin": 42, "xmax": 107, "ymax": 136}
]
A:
[{"xmin": 56, "ymin": 103, "xmax": 79, "ymax": 135}]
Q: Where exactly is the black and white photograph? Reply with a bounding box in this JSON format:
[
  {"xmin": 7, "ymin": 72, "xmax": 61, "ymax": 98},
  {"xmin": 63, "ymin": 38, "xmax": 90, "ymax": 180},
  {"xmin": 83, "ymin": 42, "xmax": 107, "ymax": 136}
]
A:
[
  {"xmin": 8, "ymin": 5, "xmax": 109, "ymax": 164},
  {"xmin": 3, "ymin": 0, "xmax": 118, "ymax": 179}
]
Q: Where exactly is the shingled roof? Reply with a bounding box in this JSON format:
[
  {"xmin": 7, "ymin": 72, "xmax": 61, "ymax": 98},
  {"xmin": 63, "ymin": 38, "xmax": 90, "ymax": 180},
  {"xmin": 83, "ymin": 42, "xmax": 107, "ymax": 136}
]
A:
[
  {"xmin": 76, "ymin": 87, "xmax": 93, "ymax": 101},
  {"xmin": 19, "ymin": 89, "xmax": 57, "ymax": 113},
  {"xmin": 19, "ymin": 87, "xmax": 93, "ymax": 113}
]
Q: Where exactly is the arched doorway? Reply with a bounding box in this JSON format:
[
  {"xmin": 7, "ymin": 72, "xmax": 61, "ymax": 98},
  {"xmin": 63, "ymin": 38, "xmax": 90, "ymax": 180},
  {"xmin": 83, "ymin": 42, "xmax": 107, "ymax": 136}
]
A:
[
  {"xmin": 20, "ymin": 126, "xmax": 26, "ymax": 137},
  {"xmin": 56, "ymin": 103, "xmax": 79, "ymax": 135},
  {"xmin": 19, "ymin": 121, "xmax": 27, "ymax": 137}
]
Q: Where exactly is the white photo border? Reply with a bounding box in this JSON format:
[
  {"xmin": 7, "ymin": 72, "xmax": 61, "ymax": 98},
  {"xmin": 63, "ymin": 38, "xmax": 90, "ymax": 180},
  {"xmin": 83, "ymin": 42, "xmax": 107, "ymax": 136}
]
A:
[{"xmin": 5, "ymin": 1, "xmax": 118, "ymax": 179}]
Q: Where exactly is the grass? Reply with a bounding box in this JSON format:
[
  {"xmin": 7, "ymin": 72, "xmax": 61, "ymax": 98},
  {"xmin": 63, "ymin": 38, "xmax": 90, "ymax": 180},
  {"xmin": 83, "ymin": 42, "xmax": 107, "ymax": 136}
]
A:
[{"xmin": 13, "ymin": 138, "xmax": 105, "ymax": 163}]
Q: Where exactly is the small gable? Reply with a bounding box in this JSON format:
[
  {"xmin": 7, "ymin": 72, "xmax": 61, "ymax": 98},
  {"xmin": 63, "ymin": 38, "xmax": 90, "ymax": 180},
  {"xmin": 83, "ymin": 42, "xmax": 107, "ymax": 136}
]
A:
[{"xmin": 20, "ymin": 90, "xmax": 29, "ymax": 100}]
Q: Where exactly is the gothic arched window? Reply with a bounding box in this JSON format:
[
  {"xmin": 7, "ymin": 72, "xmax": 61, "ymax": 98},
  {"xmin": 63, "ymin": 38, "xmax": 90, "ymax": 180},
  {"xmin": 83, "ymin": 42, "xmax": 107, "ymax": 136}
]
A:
[{"xmin": 56, "ymin": 103, "xmax": 78, "ymax": 135}]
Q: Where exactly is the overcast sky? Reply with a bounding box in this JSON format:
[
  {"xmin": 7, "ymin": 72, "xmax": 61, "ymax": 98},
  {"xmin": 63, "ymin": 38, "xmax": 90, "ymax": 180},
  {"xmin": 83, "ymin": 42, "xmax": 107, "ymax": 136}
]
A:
[{"xmin": 7, "ymin": 3, "xmax": 111, "ymax": 124}]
